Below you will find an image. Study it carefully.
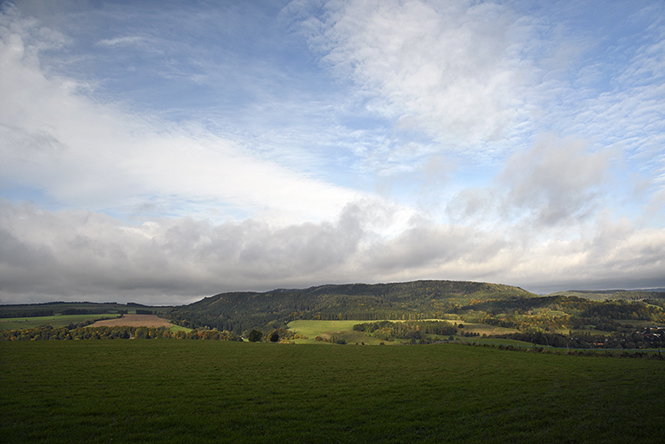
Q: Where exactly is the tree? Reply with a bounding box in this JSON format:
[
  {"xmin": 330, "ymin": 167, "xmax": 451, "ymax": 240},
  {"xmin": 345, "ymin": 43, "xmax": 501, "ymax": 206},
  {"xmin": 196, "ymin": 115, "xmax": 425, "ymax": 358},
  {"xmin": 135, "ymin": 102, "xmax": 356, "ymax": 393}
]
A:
[
  {"xmin": 269, "ymin": 331, "xmax": 279, "ymax": 343},
  {"xmin": 135, "ymin": 327, "xmax": 148, "ymax": 339},
  {"xmin": 248, "ymin": 330, "xmax": 263, "ymax": 342}
]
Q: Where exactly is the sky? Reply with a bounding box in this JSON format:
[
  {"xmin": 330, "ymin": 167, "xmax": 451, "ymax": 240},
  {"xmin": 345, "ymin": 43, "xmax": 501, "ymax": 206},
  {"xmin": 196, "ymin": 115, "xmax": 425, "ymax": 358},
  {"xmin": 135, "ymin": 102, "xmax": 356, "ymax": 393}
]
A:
[{"xmin": 1, "ymin": 0, "xmax": 664, "ymax": 305}]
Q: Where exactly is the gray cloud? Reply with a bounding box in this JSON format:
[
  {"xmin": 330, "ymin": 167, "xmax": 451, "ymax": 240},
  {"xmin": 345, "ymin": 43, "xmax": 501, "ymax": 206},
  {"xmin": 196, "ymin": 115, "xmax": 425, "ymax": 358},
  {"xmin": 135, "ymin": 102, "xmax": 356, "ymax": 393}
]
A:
[
  {"xmin": 0, "ymin": 200, "xmax": 367, "ymax": 304},
  {"xmin": 2, "ymin": 198, "xmax": 663, "ymax": 304},
  {"xmin": 499, "ymin": 135, "xmax": 614, "ymax": 227},
  {"xmin": 445, "ymin": 135, "xmax": 615, "ymax": 231}
]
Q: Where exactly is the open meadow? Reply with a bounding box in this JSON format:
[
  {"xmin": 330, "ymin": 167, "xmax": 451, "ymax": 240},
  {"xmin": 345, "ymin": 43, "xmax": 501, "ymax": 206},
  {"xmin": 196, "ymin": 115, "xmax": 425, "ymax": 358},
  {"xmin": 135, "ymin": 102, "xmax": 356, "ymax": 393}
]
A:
[
  {"xmin": 1, "ymin": 340, "xmax": 664, "ymax": 444},
  {"xmin": 0, "ymin": 313, "xmax": 121, "ymax": 330},
  {"xmin": 288, "ymin": 320, "xmax": 390, "ymax": 344},
  {"xmin": 287, "ymin": 319, "xmax": 520, "ymax": 345}
]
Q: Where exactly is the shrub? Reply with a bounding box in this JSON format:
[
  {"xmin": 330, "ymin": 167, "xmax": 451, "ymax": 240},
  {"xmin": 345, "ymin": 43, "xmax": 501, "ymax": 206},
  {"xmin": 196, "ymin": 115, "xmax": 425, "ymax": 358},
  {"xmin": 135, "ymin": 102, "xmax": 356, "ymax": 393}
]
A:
[{"xmin": 248, "ymin": 330, "xmax": 263, "ymax": 342}]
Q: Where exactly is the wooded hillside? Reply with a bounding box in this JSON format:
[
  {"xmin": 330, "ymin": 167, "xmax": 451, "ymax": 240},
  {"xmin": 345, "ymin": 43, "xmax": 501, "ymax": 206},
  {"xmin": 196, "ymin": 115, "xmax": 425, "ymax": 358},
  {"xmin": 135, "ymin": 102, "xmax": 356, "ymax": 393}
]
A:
[
  {"xmin": 167, "ymin": 280, "xmax": 665, "ymax": 336},
  {"xmin": 167, "ymin": 280, "xmax": 534, "ymax": 333}
]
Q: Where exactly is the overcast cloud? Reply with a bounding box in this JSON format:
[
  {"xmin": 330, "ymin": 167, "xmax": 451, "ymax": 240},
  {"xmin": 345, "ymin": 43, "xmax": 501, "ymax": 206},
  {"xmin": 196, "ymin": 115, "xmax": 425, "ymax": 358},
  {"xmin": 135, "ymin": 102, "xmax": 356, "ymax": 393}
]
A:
[{"xmin": 1, "ymin": 0, "xmax": 664, "ymax": 305}]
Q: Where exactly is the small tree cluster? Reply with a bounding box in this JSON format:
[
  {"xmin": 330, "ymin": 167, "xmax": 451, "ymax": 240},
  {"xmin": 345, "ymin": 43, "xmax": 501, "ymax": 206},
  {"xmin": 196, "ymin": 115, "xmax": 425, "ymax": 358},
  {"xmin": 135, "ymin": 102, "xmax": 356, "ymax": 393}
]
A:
[{"xmin": 353, "ymin": 320, "xmax": 457, "ymax": 341}]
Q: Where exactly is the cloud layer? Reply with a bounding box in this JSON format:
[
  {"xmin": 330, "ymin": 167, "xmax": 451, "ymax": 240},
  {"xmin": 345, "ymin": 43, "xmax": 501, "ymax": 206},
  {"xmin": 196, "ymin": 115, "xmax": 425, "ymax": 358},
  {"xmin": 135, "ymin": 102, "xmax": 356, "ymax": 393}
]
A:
[{"xmin": 2, "ymin": 198, "xmax": 664, "ymax": 304}]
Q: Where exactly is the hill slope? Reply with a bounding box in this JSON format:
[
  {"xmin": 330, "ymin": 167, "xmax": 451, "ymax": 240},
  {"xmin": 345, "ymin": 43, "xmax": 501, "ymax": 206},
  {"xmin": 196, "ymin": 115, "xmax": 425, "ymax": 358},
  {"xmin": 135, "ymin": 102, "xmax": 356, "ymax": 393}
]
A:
[
  {"xmin": 168, "ymin": 280, "xmax": 534, "ymax": 333},
  {"xmin": 547, "ymin": 289, "xmax": 665, "ymax": 301}
]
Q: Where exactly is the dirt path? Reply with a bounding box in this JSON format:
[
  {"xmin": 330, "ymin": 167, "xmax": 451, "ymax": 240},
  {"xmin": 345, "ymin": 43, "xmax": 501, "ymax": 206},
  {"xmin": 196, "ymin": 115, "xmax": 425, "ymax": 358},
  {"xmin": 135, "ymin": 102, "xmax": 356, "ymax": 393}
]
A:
[{"xmin": 90, "ymin": 314, "xmax": 172, "ymax": 328}]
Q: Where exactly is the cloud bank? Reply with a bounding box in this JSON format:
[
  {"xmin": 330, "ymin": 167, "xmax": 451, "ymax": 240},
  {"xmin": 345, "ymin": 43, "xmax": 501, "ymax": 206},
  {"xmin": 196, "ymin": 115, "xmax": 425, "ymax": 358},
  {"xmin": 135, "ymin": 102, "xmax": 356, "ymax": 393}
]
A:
[{"xmin": 2, "ymin": 197, "xmax": 663, "ymax": 304}]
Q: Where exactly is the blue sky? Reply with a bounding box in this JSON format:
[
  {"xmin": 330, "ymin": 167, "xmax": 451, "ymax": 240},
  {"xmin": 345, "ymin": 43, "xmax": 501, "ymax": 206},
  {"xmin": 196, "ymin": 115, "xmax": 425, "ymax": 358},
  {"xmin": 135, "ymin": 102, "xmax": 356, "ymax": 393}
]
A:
[{"xmin": 1, "ymin": 0, "xmax": 664, "ymax": 304}]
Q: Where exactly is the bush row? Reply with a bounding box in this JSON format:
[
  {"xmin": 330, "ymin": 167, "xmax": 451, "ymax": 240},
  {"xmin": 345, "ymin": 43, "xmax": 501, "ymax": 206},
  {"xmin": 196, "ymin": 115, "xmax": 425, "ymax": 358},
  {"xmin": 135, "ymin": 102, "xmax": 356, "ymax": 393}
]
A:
[{"xmin": 0, "ymin": 324, "xmax": 241, "ymax": 341}]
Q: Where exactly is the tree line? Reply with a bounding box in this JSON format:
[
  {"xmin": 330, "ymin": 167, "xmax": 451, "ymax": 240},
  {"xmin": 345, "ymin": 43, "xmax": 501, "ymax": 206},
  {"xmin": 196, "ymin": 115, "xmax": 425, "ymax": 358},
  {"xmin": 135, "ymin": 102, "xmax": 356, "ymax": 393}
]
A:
[
  {"xmin": 0, "ymin": 309, "xmax": 55, "ymax": 318},
  {"xmin": 353, "ymin": 320, "xmax": 458, "ymax": 341},
  {"xmin": 0, "ymin": 324, "xmax": 241, "ymax": 341},
  {"xmin": 492, "ymin": 327, "xmax": 665, "ymax": 349}
]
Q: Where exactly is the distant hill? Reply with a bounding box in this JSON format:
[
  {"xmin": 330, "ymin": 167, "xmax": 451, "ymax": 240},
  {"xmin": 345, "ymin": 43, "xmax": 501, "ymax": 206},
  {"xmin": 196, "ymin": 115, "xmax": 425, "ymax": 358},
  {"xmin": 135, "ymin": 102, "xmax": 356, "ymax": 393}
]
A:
[
  {"xmin": 167, "ymin": 280, "xmax": 535, "ymax": 333},
  {"xmin": 547, "ymin": 289, "xmax": 665, "ymax": 301},
  {"xmin": 0, "ymin": 301, "xmax": 172, "ymax": 319},
  {"xmin": 3, "ymin": 281, "xmax": 664, "ymax": 339}
]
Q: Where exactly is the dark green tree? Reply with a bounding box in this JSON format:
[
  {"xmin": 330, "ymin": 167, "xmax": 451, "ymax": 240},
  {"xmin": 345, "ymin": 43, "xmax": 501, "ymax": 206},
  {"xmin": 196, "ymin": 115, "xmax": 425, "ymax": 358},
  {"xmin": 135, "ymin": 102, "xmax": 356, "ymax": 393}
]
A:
[
  {"xmin": 269, "ymin": 331, "xmax": 279, "ymax": 342},
  {"xmin": 248, "ymin": 329, "xmax": 263, "ymax": 342}
]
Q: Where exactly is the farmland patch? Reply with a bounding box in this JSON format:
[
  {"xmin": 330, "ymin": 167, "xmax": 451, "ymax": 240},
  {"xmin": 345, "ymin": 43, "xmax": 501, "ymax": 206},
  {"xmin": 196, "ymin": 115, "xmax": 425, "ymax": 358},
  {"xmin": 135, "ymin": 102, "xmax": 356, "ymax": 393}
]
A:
[
  {"xmin": 0, "ymin": 314, "xmax": 121, "ymax": 330},
  {"xmin": 90, "ymin": 314, "xmax": 172, "ymax": 328}
]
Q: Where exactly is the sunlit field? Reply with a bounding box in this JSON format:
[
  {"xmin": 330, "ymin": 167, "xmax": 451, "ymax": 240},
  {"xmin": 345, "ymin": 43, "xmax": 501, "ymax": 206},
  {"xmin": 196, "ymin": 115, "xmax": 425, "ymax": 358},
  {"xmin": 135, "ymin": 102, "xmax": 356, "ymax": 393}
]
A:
[
  {"xmin": 288, "ymin": 320, "xmax": 390, "ymax": 344},
  {"xmin": 1, "ymin": 341, "xmax": 663, "ymax": 444},
  {"xmin": 287, "ymin": 319, "xmax": 518, "ymax": 345}
]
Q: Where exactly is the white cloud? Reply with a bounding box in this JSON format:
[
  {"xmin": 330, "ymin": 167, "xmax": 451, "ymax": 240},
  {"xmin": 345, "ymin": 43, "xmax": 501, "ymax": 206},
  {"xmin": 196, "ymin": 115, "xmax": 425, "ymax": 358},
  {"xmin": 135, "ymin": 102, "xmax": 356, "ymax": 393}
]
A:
[
  {"xmin": 445, "ymin": 135, "xmax": 616, "ymax": 234},
  {"xmin": 97, "ymin": 36, "xmax": 149, "ymax": 47},
  {"xmin": 530, "ymin": 3, "xmax": 665, "ymax": 200},
  {"xmin": 308, "ymin": 0, "xmax": 533, "ymax": 149},
  {"xmin": 0, "ymin": 11, "xmax": 366, "ymax": 224},
  {"xmin": 499, "ymin": 135, "xmax": 615, "ymax": 227}
]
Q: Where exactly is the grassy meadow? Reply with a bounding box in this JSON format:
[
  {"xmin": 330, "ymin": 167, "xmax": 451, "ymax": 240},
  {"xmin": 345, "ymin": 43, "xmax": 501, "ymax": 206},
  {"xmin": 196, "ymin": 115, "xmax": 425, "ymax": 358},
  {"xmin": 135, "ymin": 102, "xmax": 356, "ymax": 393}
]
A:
[
  {"xmin": 0, "ymin": 313, "xmax": 121, "ymax": 330},
  {"xmin": 287, "ymin": 319, "xmax": 519, "ymax": 345},
  {"xmin": 2, "ymin": 340, "xmax": 664, "ymax": 444},
  {"xmin": 288, "ymin": 320, "xmax": 390, "ymax": 344}
]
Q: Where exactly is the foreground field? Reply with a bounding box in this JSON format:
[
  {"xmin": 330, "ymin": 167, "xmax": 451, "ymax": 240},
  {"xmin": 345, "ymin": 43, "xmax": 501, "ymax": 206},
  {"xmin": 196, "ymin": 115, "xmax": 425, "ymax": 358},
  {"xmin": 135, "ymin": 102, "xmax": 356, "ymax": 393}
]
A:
[{"xmin": 1, "ymin": 341, "xmax": 663, "ymax": 444}]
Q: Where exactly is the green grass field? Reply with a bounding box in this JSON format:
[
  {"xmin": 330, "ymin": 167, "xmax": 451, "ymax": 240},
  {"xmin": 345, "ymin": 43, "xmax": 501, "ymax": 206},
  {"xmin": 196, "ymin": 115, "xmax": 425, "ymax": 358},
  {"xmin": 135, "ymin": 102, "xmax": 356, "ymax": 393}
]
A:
[
  {"xmin": 288, "ymin": 320, "xmax": 391, "ymax": 344},
  {"xmin": 169, "ymin": 324, "xmax": 192, "ymax": 333},
  {"xmin": 1, "ymin": 341, "xmax": 663, "ymax": 444},
  {"xmin": 0, "ymin": 313, "xmax": 121, "ymax": 330},
  {"xmin": 287, "ymin": 319, "xmax": 517, "ymax": 344}
]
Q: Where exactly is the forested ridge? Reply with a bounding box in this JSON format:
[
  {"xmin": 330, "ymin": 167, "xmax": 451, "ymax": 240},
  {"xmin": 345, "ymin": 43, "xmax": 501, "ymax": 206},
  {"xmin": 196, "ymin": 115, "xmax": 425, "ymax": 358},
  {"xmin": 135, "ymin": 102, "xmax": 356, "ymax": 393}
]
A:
[
  {"xmin": 0, "ymin": 301, "xmax": 169, "ymax": 318},
  {"xmin": 4, "ymin": 280, "xmax": 664, "ymax": 344},
  {"xmin": 167, "ymin": 280, "xmax": 532, "ymax": 333},
  {"xmin": 167, "ymin": 280, "xmax": 665, "ymax": 335}
]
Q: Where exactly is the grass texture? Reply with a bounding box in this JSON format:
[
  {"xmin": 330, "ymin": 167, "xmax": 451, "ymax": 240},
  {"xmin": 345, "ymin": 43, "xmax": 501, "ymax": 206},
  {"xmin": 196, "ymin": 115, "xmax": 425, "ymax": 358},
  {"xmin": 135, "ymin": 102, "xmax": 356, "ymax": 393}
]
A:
[{"xmin": 1, "ymin": 341, "xmax": 664, "ymax": 444}]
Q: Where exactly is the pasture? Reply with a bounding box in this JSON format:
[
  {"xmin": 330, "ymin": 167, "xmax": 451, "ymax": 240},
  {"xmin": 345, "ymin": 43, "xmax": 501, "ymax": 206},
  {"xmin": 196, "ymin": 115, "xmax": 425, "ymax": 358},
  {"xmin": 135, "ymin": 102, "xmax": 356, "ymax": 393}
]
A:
[
  {"xmin": 0, "ymin": 313, "xmax": 121, "ymax": 330},
  {"xmin": 1, "ymin": 341, "xmax": 663, "ymax": 443},
  {"xmin": 288, "ymin": 319, "xmax": 390, "ymax": 344},
  {"xmin": 287, "ymin": 319, "xmax": 518, "ymax": 344}
]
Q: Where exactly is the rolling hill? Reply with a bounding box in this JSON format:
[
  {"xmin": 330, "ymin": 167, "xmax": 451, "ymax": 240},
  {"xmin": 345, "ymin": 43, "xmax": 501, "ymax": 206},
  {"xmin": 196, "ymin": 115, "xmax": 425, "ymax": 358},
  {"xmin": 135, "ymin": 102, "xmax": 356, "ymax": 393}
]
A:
[
  {"xmin": 166, "ymin": 280, "xmax": 665, "ymax": 336},
  {"xmin": 167, "ymin": 280, "xmax": 535, "ymax": 333}
]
